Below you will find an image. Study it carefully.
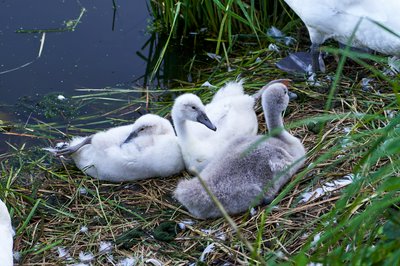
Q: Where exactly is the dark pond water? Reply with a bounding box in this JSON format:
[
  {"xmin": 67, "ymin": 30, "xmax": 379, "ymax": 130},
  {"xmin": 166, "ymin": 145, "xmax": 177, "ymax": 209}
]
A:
[
  {"xmin": 0, "ymin": 0, "xmax": 150, "ymax": 104},
  {"xmin": 0, "ymin": 0, "xmax": 194, "ymax": 153}
]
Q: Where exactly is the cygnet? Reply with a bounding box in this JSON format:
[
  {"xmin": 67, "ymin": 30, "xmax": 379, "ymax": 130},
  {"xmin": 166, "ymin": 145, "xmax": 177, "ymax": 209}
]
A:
[
  {"xmin": 0, "ymin": 199, "xmax": 14, "ymax": 266},
  {"xmin": 174, "ymin": 81, "xmax": 306, "ymax": 219},
  {"xmin": 172, "ymin": 80, "xmax": 260, "ymax": 173},
  {"xmin": 46, "ymin": 114, "xmax": 185, "ymax": 182}
]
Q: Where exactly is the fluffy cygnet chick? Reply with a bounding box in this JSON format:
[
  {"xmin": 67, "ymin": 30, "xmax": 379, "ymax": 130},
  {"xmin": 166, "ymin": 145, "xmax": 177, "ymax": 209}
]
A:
[
  {"xmin": 46, "ymin": 114, "xmax": 185, "ymax": 182},
  {"xmin": 172, "ymin": 80, "xmax": 259, "ymax": 173},
  {"xmin": 0, "ymin": 199, "xmax": 14, "ymax": 266},
  {"xmin": 174, "ymin": 82, "xmax": 306, "ymax": 219}
]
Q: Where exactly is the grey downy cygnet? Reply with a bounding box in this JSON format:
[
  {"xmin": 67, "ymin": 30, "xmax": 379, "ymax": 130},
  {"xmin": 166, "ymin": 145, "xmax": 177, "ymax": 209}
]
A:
[
  {"xmin": 174, "ymin": 81, "xmax": 306, "ymax": 219},
  {"xmin": 45, "ymin": 114, "xmax": 186, "ymax": 182},
  {"xmin": 172, "ymin": 80, "xmax": 261, "ymax": 174}
]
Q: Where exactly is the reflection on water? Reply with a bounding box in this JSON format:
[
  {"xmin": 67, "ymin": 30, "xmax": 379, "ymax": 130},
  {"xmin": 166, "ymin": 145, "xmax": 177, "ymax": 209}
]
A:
[{"xmin": 0, "ymin": 0, "xmax": 196, "ymax": 153}]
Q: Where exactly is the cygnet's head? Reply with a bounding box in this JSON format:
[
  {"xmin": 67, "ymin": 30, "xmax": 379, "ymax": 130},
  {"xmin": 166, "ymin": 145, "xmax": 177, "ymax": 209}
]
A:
[
  {"xmin": 261, "ymin": 82, "xmax": 290, "ymax": 113},
  {"xmin": 171, "ymin": 94, "xmax": 217, "ymax": 131},
  {"xmin": 123, "ymin": 114, "xmax": 174, "ymax": 144}
]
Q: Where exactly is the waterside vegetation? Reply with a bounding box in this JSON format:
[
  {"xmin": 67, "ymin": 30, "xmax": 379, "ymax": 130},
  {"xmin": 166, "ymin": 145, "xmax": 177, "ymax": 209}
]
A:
[{"xmin": 0, "ymin": 0, "xmax": 399, "ymax": 264}]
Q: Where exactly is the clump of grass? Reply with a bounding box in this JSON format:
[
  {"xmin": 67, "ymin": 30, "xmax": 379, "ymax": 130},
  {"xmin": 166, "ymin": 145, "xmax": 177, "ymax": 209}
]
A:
[{"xmin": 149, "ymin": 0, "xmax": 297, "ymax": 53}]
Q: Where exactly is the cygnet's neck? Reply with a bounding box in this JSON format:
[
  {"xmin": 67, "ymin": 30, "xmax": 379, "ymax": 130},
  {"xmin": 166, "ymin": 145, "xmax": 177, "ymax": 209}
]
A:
[
  {"xmin": 264, "ymin": 103, "xmax": 284, "ymax": 134},
  {"xmin": 263, "ymin": 97, "xmax": 305, "ymax": 160},
  {"xmin": 172, "ymin": 114, "xmax": 188, "ymax": 140}
]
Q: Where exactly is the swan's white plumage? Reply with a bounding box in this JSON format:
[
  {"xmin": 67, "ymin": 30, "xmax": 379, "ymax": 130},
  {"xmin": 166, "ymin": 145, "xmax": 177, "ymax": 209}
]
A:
[
  {"xmin": 0, "ymin": 199, "xmax": 14, "ymax": 266},
  {"xmin": 284, "ymin": 0, "xmax": 400, "ymax": 55},
  {"xmin": 172, "ymin": 81, "xmax": 258, "ymax": 173},
  {"xmin": 54, "ymin": 114, "xmax": 185, "ymax": 182}
]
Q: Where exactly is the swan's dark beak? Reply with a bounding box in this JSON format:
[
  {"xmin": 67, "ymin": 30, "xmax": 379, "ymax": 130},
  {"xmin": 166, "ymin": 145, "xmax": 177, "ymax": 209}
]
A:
[
  {"xmin": 197, "ymin": 112, "xmax": 217, "ymax": 131},
  {"xmin": 123, "ymin": 131, "xmax": 138, "ymax": 144}
]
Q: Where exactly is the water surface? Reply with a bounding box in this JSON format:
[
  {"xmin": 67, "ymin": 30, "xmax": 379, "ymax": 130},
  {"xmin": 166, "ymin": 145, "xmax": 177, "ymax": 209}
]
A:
[{"xmin": 0, "ymin": 0, "xmax": 154, "ymax": 152}]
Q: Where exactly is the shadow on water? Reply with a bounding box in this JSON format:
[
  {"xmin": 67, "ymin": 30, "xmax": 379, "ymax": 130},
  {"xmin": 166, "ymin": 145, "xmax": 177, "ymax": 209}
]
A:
[{"xmin": 0, "ymin": 0, "xmax": 198, "ymax": 154}]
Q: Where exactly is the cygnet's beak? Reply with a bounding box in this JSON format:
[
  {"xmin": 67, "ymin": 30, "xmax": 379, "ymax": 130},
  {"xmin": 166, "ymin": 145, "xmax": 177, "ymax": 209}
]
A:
[
  {"xmin": 197, "ymin": 112, "xmax": 217, "ymax": 131},
  {"xmin": 123, "ymin": 131, "xmax": 138, "ymax": 144},
  {"xmin": 288, "ymin": 91, "xmax": 298, "ymax": 101}
]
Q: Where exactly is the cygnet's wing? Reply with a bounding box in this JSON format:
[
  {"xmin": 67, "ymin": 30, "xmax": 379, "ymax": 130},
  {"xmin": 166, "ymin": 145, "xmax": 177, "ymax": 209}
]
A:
[
  {"xmin": 211, "ymin": 80, "xmax": 245, "ymax": 103},
  {"xmin": 266, "ymin": 146, "xmax": 295, "ymax": 173}
]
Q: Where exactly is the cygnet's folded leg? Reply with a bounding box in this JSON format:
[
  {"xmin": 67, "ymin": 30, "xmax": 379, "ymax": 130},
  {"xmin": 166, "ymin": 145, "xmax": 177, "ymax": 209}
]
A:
[{"xmin": 54, "ymin": 136, "xmax": 93, "ymax": 156}]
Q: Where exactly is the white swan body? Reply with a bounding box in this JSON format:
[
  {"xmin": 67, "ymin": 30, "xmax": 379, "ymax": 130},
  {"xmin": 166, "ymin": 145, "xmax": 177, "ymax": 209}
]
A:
[
  {"xmin": 284, "ymin": 0, "xmax": 400, "ymax": 71},
  {"xmin": 49, "ymin": 114, "xmax": 185, "ymax": 182},
  {"xmin": 174, "ymin": 82, "xmax": 306, "ymax": 219},
  {"xmin": 172, "ymin": 81, "xmax": 258, "ymax": 173},
  {"xmin": 0, "ymin": 200, "xmax": 14, "ymax": 266}
]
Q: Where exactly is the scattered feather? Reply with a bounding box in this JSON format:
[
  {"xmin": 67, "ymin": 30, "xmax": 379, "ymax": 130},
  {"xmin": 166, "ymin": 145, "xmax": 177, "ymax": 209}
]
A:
[
  {"xmin": 268, "ymin": 43, "xmax": 280, "ymax": 52},
  {"xmin": 215, "ymin": 231, "xmax": 226, "ymax": 241},
  {"xmin": 343, "ymin": 127, "xmax": 351, "ymax": 134},
  {"xmin": 201, "ymin": 81, "xmax": 216, "ymax": 88},
  {"xmin": 386, "ymin": 110, "xmax": 397, "ymax": 119},
  {"xmin": 267, "ymin": 26, "xmax": 284, "ymax": 38},
  {"xmin": 311, "ymin": 233, "xmax": 321, "ymax": 246},
  {"xmin": 80, "ymin": 226, "xmax": 88, "ymax": 233},
  {"xmin": 145, "ymin": 258, "xmax": 163, "ymax": 266},
  {"xmin": 388, "ymin": 56, "xmax": 400, "ymax": 74},
  {"xmin": 98, "ymin": 241, "xmax": 113, "ymax": 254},
  {"xmin": 79, "ymin": 188, "xmax": 88, "ymax": 195},
  {"xmin": 57, "ymin": 247, "xmax": 71, "ymax": 260},
  {"xmin": 117, "ymin": 257, "xmax": 137, "ymax": 266},
  {"xmin": 57, "ymin": 95, "xmax": 66, "ymax": 100},
  {"xmin": 299, "ymin": 175, "xmax": 354, "ymax": 203},
  {"xmin": 79, "ymin": 251, "xmax": 94, "ymax": 263},
  {"xmin": 307, "ymin": 263, "xmax": 324, "ymax": 266},
  {"xmin": 361, "ymin": 78, "xmax": 374, "ymax": 92},
  {"xmin": 250, "ymin": 208, "xmax": 257, "ymax": 216},
  {"xmin": 199, "ymin": 243, "xmax": 215, "ymax": 262},
  {"xmin": 206, "ymin": 53, "xmax": 221, "ymax": 61},
  {"xmin": 283, "ymin": 36, "xmax": 296, "ymax": 46}
]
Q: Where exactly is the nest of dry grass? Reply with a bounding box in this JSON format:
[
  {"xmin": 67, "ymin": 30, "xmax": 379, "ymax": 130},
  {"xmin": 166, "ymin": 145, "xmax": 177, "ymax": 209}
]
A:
[{"xmin": 1, "ymin": 46, "xmax": 399, "ymax": 265}]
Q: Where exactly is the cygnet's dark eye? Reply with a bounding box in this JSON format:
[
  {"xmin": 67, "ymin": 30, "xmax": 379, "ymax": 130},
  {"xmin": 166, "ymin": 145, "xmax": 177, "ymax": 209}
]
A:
[
  {"xmin": 140, "ymin": 127, "xmax": 145, "ymax": 131},
  {"xmin": 191, "ymin": 106, "xmax": 197, "ymax": 110}
]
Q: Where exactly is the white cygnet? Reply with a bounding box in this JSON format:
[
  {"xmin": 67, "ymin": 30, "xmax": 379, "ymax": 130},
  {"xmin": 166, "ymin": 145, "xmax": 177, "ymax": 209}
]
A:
[
  {"xmin": 174, "ymin": 81, "xmax": 306, "ymax": 219},
  {"xmin": 0, "ymin": 199, "xmax": 14, "ymax": 266},
  {"xmin": 172, "ymin": 80, "xmax": 260, "ymax": 173},
  {"xmin": 283, "ymin": 0, "xmax": 400, "ymax": 72},
  {"xmin": 46, "ymin": 114, "xmax": 185, "ymax": 182}
]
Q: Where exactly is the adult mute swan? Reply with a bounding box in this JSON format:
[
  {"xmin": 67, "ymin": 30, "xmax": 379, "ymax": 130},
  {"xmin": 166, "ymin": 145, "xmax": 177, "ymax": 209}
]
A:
[
  {"xmin": 0, "ymin": 199, "xmax": 14, "ymax": 266},
  {"xmin": 282, "ymin": 0, "xmax": 400, "ymax": 72},
  {"xmin": 174, "ymin": 81, "xmax": 306, "ymax": 219},
  {"xmin": 46, "ymin": 114, "xmax": 186, "ymax": 182},
  {"xmin": 172, "ymin": 80, "xmax": 260, "ymax": 173}
]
